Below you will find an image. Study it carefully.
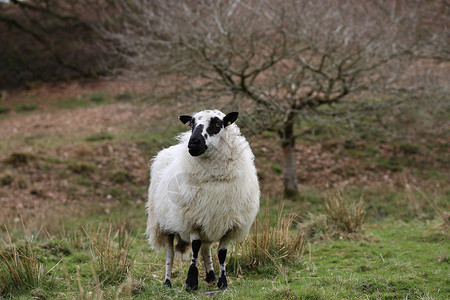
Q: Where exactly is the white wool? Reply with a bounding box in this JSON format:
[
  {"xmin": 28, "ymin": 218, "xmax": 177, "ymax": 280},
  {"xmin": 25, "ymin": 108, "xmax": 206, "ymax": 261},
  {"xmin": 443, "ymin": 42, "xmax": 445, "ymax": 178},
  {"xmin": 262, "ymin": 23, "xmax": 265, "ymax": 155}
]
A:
[{"xmin": 145, "ymin": 111, "xmax": 260, "ymax": 250}]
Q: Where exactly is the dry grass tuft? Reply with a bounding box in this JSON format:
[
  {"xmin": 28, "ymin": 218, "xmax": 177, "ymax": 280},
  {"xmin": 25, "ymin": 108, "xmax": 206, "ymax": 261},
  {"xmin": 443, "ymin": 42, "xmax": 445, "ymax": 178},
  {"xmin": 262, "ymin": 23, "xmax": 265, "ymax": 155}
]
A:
[
  {"xmin": 300, "ymin": 191, "xmax": 366, "ymax": 239},
  {"xmin": 325, "ymin": 191, "xmax": 366, "ymax": 234},
  {"xmin": 408, "ymin": 185, "xmax": 450, "ymax": 232},
  {"xmin": 0, "ymin": 234, "xmax": 52, "ymax": 297},
  {"xmin": 231, "ymin": 207, "xmax": 304, "ymax": 274},
  {"xmin": 83, "ymin": 223, "xmax": 134, "ymax": 286}
]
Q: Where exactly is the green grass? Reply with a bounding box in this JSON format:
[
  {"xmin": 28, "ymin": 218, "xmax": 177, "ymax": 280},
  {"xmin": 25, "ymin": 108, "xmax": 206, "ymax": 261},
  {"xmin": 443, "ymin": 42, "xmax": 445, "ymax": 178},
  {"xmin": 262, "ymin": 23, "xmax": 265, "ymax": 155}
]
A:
[
  {"xmin": 54, "ymin": 97, "xmax": 90, "ymax": 110},
  {"xmin": 110, "ymin": 169, "xmax": 133, "ymax": 184},
  {"xmin": 0, "ymin": 106, "xmax": 11, "ymax": 114},
  {"xmin": 15, "ymin": 103, "xmax": 38, "ymax": 112},
  {"xmin": 115, "ymin": 91, "xmax": 135, "ymax": 101},
  {"xmin": 53, "ymin": 93, "xmax": 112, "ymax": 110},
  {"xmin": 1, "ymin": 203, "xmax": 447, "ymax": 299},
  {"xmin": 85, "ymin": 132, "xmax": 114, "ymax": 142},
  {"xmin": 67, "ymin": 161, "xmax": 97, "ymax": 174},
  {"xmin": 89, "ymin": 92, "xmax": 107, "ymax": 103}
]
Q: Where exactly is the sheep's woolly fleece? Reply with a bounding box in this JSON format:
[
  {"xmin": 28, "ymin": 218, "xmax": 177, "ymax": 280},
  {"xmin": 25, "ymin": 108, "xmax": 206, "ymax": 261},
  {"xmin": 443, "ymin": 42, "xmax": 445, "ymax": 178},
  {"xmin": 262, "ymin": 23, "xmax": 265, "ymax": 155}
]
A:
[{"xmin": 146, "ymin": 109, "xmax": 260, "ymax": 250}]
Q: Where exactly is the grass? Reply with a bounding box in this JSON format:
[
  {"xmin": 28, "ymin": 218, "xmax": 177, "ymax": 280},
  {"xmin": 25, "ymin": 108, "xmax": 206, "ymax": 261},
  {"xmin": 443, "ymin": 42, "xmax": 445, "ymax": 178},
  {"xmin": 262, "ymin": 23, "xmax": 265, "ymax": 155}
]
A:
[
  {"xmin": 3, "ymin": 153, "xmax": 35, "ymax": 168},
  {"xmin": 0, "ymin": 91, "xmax": 448, "ymax": 298},
  {"xmin": 230, "ymin": 207, "xmax": 304, "ymax": 276},
  {"xmin": 0, "ymin": 106, "xmax": 11, "ymax": 114},
  {"xmin": 110, "ymin": 169, "xmax": 133, "ymax": 184},
  {"xmin": 298, "ymin": 191, "xmax": 366, "ymax": 240},
  {"xmin": 115, "ymin": 91, "xmax": 135, "ymax": 101},
  {"xmin": 83, "ymin": 223, "xmax": 134, "ymax": 286},
  {"xmin": 324, "ymin": 192, "xmax": 365, "ymax": 234},
  {"xmin": 0, "ymin": 236, "xmax": 55, "ymax": 297},
  {"xmin": 1, "ymin": 204, "xmax": 447, "ymax": 299},
  {"xmin": 85, "ymin": 132, "xmax": 114, "ymax": 142},
  {"xmin": 89, "ymin": 92, "xmax": 107, "ymax": 103},
  {"xmin": 67, "ymin": 161, "xmax": 97, "ymax": 174},
  {"xmin": 15, "ymin": 103, "xmax": 38, "ymax": 112}
]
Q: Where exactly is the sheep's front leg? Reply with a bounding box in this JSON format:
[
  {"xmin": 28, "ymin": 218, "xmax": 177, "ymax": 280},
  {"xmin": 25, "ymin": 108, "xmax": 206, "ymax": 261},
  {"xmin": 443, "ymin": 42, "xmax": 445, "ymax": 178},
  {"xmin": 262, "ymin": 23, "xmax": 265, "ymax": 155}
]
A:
[
  {"xmin": 164, "ymin": 234, "xmax": 175, "ymax": 288},
  {"xmin": 202, "ymin": 243, "xmax": 216, "ymax": 284},
  {"xmin": 217, "ymin": 237, "xmax": 231, "ymax": 289},
  {"xmin": 186, "ymin": 232, "xmax": 201, "ymax": 291}
]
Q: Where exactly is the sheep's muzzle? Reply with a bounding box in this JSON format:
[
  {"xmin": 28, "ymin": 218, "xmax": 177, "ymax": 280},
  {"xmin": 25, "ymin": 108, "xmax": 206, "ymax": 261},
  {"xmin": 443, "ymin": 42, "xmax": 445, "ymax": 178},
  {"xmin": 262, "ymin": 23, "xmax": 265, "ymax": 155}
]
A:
[{"xmin": 188, "ymin": 125, "xmax": 207, "ymax": 156}]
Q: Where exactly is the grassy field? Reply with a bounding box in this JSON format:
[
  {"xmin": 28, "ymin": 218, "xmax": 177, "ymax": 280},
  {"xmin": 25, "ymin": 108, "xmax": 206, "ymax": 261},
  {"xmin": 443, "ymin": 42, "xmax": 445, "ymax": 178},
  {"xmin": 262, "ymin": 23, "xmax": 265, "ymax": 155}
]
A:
[{"xmin": 0, "ymin": 84, "xmax": 448, "ymax": 299}]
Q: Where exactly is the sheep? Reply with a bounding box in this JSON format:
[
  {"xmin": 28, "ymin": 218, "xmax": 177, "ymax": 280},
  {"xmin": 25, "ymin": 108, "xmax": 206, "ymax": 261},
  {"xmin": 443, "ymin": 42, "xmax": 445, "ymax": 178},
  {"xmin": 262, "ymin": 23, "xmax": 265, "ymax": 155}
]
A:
[{"xmin": 146, "ymin": 109, "xmax": 260, "ymax": 291}]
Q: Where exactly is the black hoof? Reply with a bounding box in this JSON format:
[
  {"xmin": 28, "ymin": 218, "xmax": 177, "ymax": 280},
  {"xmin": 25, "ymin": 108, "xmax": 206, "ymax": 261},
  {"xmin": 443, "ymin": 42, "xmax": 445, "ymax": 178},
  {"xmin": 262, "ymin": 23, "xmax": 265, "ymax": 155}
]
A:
[
  {"xmin": 217, "ymin": 275, "xmax": 228, "ymax": 289},
  {"xmin": 185, "ymin": 264, "xmax": 199, "ymax": 291},
  {"xmin": 164, "ymin": 279, "xmax": 172, "ymax": 288},
  {"xmin": 205, "ymin": 270, "xmax": 216, "ymax": 283}
]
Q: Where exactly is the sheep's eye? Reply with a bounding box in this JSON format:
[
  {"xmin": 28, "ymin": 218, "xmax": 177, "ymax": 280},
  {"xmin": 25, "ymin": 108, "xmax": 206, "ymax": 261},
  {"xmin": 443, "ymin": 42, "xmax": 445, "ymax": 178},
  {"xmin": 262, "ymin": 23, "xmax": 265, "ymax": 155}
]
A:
[{"xmin": 215, "ymin": 122, "xmax": 221, "ymax": 128}]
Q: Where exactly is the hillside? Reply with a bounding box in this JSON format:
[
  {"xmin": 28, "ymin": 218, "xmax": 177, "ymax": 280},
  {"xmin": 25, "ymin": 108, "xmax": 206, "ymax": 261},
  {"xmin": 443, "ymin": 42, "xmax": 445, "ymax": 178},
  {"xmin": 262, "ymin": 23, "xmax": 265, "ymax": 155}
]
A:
[{"xmin": 0, "ymin": 80, "xmax": 448, "ymax": 299}]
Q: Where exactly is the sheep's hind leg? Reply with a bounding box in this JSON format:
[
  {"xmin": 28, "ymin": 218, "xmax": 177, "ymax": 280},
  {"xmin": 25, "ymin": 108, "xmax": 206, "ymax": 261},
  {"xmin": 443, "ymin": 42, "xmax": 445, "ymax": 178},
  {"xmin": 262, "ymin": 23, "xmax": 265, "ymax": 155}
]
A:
[
  {"xmin": 202, "ymin": 243, "xmax": 216, "ymax": 284},
  {"xmin": 217, "ymin": 237, "xmax": 231, "ymax": 289},
  {"xmin": 164, "ymin": 234, "xmax": 175, "ymax": 288},
  {"xmin": 186, "ymin": 232, "xmax": 201, "ymax": 291}
]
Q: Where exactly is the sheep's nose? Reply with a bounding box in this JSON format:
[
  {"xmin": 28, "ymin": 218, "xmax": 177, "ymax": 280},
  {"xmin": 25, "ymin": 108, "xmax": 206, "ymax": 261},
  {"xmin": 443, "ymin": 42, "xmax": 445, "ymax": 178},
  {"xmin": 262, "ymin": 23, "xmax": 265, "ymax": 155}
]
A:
[{"xmin": 189, "ymin": 138, "xmax": 202, "ymax": 145}]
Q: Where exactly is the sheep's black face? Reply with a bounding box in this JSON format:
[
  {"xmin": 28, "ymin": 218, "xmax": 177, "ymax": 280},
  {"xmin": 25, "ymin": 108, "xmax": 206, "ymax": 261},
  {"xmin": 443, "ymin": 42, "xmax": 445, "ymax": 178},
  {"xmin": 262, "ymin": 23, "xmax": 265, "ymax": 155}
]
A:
[
  {"xmin": 188, "ymin": 123, "xmax": 207, "ymax": 156},
  {"xmin": 179, "ymin": 110, "xmax": 238, "ymax": 157}
]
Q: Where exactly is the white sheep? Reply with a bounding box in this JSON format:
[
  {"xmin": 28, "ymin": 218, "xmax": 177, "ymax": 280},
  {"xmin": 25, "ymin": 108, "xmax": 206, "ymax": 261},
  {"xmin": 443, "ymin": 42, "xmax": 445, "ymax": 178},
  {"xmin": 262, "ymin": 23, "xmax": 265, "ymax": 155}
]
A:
[{"xmin": 146, "ymin": 109, "xmax": 260, "ymax": 291}]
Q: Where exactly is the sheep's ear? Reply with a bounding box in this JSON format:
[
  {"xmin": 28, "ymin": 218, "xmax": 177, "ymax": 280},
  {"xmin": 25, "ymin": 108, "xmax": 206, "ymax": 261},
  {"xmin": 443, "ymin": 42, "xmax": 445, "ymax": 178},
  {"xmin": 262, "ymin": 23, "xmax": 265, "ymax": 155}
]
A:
[
  {"xmin": 179, "ymin": 115, "xmax": 192, "ymax": 126},
  {"xmin": 223, "ymin": 112, "xmax": 239, "ymax": 127}
]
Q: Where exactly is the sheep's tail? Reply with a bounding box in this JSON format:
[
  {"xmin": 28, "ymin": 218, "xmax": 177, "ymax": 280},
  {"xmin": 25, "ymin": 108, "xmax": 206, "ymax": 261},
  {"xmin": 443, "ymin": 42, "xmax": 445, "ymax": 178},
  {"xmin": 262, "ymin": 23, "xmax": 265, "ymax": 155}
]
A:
[{"xmin": 175, "ymin": 235, "xmax": 190, "ymax": 253}]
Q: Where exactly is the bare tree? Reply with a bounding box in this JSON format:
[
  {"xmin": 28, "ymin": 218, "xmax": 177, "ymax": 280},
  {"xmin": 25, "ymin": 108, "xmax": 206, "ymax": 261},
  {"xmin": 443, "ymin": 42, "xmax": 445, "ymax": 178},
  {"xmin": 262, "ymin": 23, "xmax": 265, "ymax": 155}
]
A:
[
  {"xmin": 102, "ymin": 0, "xmax": 445, "ymax": 198},
  {"xmin": 0, "ymin": 0, "xmax": 116, "ymax": 87}
]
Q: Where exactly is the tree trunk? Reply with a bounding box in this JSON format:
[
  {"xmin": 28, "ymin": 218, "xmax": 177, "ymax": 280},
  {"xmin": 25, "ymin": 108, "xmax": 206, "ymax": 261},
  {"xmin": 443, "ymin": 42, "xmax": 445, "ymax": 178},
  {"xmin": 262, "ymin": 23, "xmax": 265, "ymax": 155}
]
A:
[{"xmin": 279, "ymin": 114, "xmax": 299, "ymax": 198}]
